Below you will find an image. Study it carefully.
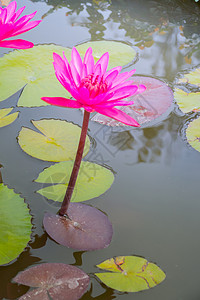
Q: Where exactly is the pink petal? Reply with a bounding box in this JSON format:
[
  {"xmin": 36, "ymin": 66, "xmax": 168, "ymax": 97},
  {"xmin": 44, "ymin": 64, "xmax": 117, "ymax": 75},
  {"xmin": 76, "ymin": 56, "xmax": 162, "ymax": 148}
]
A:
[
  {"xmin": 87, "ymin": 92, "xmax": 108, "ymax": 105},
  {"xmin": 83, "ymin": 47, "xmax": 93, "ymax": 65},
  {"xmin": 95, "ymin": 107, "xmax": 140, "ymax": 127},
  {"xmin": 0, "ymin": 39, "xmax": 34, "ymax": 49},
  {"xmin": 76, "ymin": 86, "xmax": 90, "ymax": 104},
  {"xmin": 97, "ymin": 100, "xmax": 135, "ymax": 108},
  {"xmin": 105, "ymin": 85, "xmax": 138, "ymax": 102},
  {"xmin": 111, "ymin": 69, "xmax": 136, "ymax": 88},
  {"xmin": 5, "ymin": 1, "xmax": 16, "ymax": 22},
  {"xmin": 81, "ymin": 105, "xmax": 95, "ymax": 112},
  {"xmin": 12, "ymin": 20, "xmax": 41, "ymax": 36},
  {"xmin": 95, "ymin": 52, "xmax": 109, "ymax": 75},
  {"xmin": 0, "ymin": 23, "xmax": 14, "ymax": 40},
  {"xmin": 104, "ymin": 69, "xmax": 119, "ymax": 85},
  {"xmin": 105, "ymin": 66, "xmax": 122, "ymax": 78},
  {"xmin": 53, "ymin": 53, "xmax": 73, "ymax": 87},
  {"xmin": 63, "ymin": 52, "xmax": 74, "ymax": 83},
  {"xmin": 11, "ymin": 6, "xmax": 25, "ymax": 22},
  {"xmin": 81, "ymin": 64, "xmax": 87, "ymax": 79},
  {"xmin": 0, "ymin": 8, "xmax": 7, "ymax": 23},
  {"xmin": 71, "ymin": 47, "xmax": 83, "ymax": 76},
  {"xmin": 41, "ymin": 97, "xmax": 82, "ymax": 108},
  {"xmin": 93, "ymin": 64, "xmax": 101, "ymax": 80},
  {"xmin": 109, "ymin": 80, "xmax": 134, "ymax": 93},
  {"xmin": 14, "ymin": 11, "xmax": 37, "ymax": 27},
  {"xmin": 70, "ymin": 61, "xmax": 81, "ymax": 87},
  {"xmin": 86, "ymin": 54, "xmax": 94, "ymax": 75}
]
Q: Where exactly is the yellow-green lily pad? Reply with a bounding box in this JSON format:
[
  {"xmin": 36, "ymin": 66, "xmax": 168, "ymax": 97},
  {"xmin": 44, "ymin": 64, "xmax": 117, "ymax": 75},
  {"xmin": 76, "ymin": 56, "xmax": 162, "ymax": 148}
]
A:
[
  {"xmin": 0, "ymin": 45, "xmax": 72, "ymax": 107},
  {"xmin": 95, "ymin": 256, "xmax": 166, "ymax": 293},
  {"xmin": 0, "ymin": 184, "xmax": 32, "ymax": 265},
  {"xmin": 36, "ymin": 161, "xmax": 114, "ymax": 202},
  {"xmin": 174, "ymin": 88, "xmax": 200, "ymax": 113},
  {"xmin": 0, "ymin": 108, "xmax": 19, "ymax": 128},
  {"xmin": 186, "ymin": 117, "xmax": 200, "ymax": 152},
  {"xmin": 178, "ymin": 68, "xmax": 200, "ymax": 86},
  {"xmin": 76, "ymin": 41, "xmax": 137, "ymax": 69},
  {"xmin": 18, "ymin": 119, "xmax": 90, "ymax": 162}
]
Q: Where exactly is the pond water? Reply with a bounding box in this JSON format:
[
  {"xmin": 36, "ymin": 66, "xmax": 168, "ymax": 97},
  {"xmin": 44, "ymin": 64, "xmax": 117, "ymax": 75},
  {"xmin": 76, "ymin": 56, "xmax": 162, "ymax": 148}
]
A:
[{"xmin": 0, "ymin": 0, "xmax": 200, "ymax": 299}]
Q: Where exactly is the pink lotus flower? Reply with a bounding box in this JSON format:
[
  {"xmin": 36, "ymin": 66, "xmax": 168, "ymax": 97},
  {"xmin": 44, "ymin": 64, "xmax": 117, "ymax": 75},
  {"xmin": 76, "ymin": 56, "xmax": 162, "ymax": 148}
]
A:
[
  {"xmin": 0, "ymin": 1, "xmax": 41, "ymax": 49},
  {"xmin": 42, "ymin": 47, "xmax": 146, "ymax": 126}
]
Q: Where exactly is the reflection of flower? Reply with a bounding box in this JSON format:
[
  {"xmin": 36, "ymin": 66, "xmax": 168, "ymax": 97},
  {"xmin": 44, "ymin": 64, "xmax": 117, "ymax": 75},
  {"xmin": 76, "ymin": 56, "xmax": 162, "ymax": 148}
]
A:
[
  {"xmin": 42, "ymin": 47, "xmax": 146, "ymax": 126},
  {"xmin": 0, "ymin": 1, "xmax": 41, "ymax": 49}
]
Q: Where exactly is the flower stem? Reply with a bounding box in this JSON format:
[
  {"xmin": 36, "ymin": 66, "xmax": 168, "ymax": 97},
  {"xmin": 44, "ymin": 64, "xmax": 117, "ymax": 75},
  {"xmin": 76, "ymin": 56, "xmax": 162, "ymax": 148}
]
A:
[{"xmin": 59, "ymin": 110, "xmax": 90, "ymax": 216}]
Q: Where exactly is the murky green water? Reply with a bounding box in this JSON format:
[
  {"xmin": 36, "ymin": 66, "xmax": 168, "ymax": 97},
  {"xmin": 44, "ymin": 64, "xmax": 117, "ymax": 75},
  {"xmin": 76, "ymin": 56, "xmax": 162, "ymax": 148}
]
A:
[{"xmin": 0, "ymin": 0, "xmax": 200, "ymax": 299}]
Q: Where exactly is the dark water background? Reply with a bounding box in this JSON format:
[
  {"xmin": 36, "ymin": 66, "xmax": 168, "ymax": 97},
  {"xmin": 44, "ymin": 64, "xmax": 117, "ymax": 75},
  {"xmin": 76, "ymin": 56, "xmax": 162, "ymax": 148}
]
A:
[{"xmin": 0, "ymin": 0, "xmax": 200, "ymax": 299}]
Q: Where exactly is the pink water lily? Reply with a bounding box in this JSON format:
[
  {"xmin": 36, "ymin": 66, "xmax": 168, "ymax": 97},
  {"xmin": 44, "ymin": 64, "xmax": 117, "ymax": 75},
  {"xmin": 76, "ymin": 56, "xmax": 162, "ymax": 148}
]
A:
[
  {"xmin": 42, "ymin": 47, "xmax": 146, "ymax": 126},
  {"xmin": 0, "ymin": 1, "xmax": 41, "ymax": 49}
]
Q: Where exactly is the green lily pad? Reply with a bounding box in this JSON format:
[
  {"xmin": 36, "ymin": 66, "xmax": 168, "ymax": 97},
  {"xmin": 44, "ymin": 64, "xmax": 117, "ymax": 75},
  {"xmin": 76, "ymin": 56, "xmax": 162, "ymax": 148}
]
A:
[
  {"xmin": 0, "ymin": 108, "xmax": 19, "ymax": 128},
  {"xmin": 0, "ymin": 184, "xmax": 32, "ymax": 265},
  {"xmin": 186, "ymin": 117, "xmax": 200, "ymax": 152},
  {"xmin": 18, "ymin": 119, "xmax": 90, "ymax": 162},
  {"xmin": 95, "ymin": 256, "xmax": 166, "ymax": 293},
  {"xmin": 178, "ymin": 68, "xmax": 200, "ymax": 86},
  {"xmin": 174, "ymin": 88, "xmax": 200, "ymax": 113},
  {"xmin": 36, "ymin": 161, "xmax": 114, "ymax": 202},
  {"xmin": 0, "ymin": 45, "xmax": 72, "ymax": 107},
  {"xmin": 76, "ymin": 41, "xmax": 137, "ymax": 69}
]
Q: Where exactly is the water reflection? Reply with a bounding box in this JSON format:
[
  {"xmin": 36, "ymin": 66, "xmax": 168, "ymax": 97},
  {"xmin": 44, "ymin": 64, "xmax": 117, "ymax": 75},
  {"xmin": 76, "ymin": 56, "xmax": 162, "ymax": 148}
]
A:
[
  {"xmin": 82, "ymin": 283, "xmax": 116, "ymax": 300},
  {"xmin": 0, "ymin": 249, "xmax": 41, "ymax": 299},
  {"xmin": 90, "ymin": 113, "xmax": 186, "ymax": 165},
  {"xmin": 29, "ymin": 0, "xmax": 200, "ymax": 79}
]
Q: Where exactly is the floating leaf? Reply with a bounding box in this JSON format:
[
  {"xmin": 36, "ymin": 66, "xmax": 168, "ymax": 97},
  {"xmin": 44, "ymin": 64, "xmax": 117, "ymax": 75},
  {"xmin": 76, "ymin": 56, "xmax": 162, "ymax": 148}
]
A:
[
  {"xmin": 13, "ymin": 263, "xmax": 90, "ymax": 300},
  {"xmin": 178, "ymin": 68, "xmax": 200, "ymax": 86},
  {"xmin": 0, "ymin": 107, "xmax": 19, "ymax": 128},
  {"xmin": 92, "ymin": 77, "xmax": 173, "ymax": 126},
  {"xmin": 186, "ymin": 117, "xmax": 200, "ymax": 152},
  {"xmin": 0, "ymin": 45, "xmax": 71, "ymax": 106},
  {"xmin": 0, "ymin": 184, "xmax": 32, "ymax": 265},
  {"xmin": 95, "ymin": 256, "xmax": 166, "ymax": 292},
  {"xmin": 174, "ymin": 88, "xmax": 200, "ymax": 113},
  {"xmin": 36, "ymin": 161, "xmax": 114, "ymax": 202},
  {"xmin": 76, "ymin": 41, "xmax": 137, "ymax": 69},
  {"xmin": 18, "ymin": 119, "xmax": 90, "ymax": 162},
  {"xmin": 43, "ymin": 203, "xmax": 113, "ymax": 251}
]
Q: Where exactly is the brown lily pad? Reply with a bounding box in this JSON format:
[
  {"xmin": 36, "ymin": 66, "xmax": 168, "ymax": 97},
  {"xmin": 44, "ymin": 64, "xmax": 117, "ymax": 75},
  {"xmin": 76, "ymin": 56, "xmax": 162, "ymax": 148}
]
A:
[
  {"xmin": 92, "ymin": 76, "xmax": 173, "ymax": 126},
  {"xmin": 43, "ymin": 203, "xmax": 113, "ymax": 251},
  {"xmin": 13, "ymin": 263, "xmax": 90, "ymax": 300}
]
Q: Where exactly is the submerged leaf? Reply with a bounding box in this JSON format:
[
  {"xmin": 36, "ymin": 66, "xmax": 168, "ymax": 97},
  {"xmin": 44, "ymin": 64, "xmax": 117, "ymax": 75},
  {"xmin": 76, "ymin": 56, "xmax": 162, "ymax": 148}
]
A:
[
  {"xmin": 18, "ymin": 119, "xmax": 90, "ymax": 162},
  {"xmin": 186, "ymin": 117, "xmax": 200, "ymax": 152},
  {"xmin": 174, "ymin": 88, "xmax": 200, "ymax": 113},
  {"xmin": 13, "ymin": 263, "xmax": 90, "ymax": 300},
  {"xmin": 92, "ymin": 77, "xmax": 173, "ymax": 126},
  {"xmin": 0, "ymin": 107, "xmax": 19, "ymax": 128},
  {"xmin": 0, "ymin": 184, "xmax": 32, "ymax": 265},
  {"xmin": 76, "ymin": 41, "xmax": 137, "ymax": 69},
  {"xmin": 95, "ymin": 256, "xmax": 166, "ymax": 292},
  {"xmin": 0, "ymin": 45, "xmax": 71, "ymax": 106},
  {"xmin": 178, "ymin": 68, "xmax": 200, "ymax": 86},
  {"xmin": 43, "ymin": 203, "xmax": 113, "ymax": 251},
  {"xmin": 36, "ymin": 161, "xmax": 114, "ymax": 202}
]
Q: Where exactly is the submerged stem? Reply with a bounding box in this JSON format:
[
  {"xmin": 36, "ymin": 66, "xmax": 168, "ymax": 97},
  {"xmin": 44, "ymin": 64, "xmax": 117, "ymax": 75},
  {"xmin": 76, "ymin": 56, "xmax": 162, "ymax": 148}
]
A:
[{"xmin": 59, "ymin": 110, "xmax": 90, "ymax": 216}]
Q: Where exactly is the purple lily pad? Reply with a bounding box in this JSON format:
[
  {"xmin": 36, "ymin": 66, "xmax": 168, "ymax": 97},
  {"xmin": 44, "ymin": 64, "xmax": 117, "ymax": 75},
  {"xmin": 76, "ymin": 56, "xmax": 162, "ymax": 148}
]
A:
[
  {"xmin": 43, "ymin": 203, "xmax": 113, "ymax": 251},
  {"xmin": 13, "ymin": 263, "xmax": 90, "ymax": 300},
  {"xmin": 92, "ymin": 76, "xmax": 173, "ymax": 126}
]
